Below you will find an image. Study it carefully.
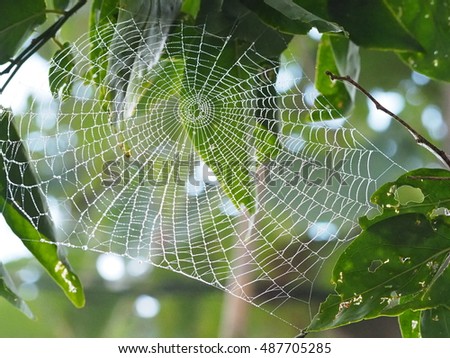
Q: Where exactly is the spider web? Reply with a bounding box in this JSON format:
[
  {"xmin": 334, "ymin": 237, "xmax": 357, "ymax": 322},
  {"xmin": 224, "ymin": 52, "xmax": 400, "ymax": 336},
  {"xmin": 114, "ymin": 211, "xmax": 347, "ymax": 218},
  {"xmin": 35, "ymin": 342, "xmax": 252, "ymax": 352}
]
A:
[{"xmin": 0, "ymin": 20, "xmax": 409, "ymax": 331}]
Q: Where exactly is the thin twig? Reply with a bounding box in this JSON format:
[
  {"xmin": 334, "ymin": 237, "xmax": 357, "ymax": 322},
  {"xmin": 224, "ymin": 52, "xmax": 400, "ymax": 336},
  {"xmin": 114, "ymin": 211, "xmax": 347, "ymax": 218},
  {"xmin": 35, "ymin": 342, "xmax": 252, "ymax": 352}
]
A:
[
  {"xmin": 326, "ymin": 71, "xmax": 450, "ymax": 169},
  {"xmin": 0, "ymin": 0, "xmax": 87, "ymax": 94}
]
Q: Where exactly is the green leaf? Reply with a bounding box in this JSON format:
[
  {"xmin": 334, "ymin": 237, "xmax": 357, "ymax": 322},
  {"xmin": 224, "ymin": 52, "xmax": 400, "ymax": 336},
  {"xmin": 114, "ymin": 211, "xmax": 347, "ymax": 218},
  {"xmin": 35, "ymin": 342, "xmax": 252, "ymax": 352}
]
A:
[
  {"xmin": 180, "ymin": 31, "xmax": 257, "ymax": 214},
  {"xmin": 240, "ymin": 0, "xmax": 316, "ymax": 35},
  {"xmin": 385, "ymin": 0, "xmax": 450, "ymax": 82},
  {"xmin": 359, "ymin": 168, "xmax": 450, "ymax": 229},
  {"xmin": 253, "ymin": 70, "xmax": 282, "ymax": 162},
  {"xmin": 89, "ymin": 0, "xmax": 119, "ymax": 89},
  {"xmin": 1, "ymin": 109, "xmax": 54, "ymax": 243},
  {"xmin": 230, "ymin": 8, "xmax": 292, "ymax": 59},
  {"xmin": 309, "ymin": 213, "xmax": 450, "ymax": 332},
  {"xmin": 260, "ymin": 0, "xmax": 343, "ymax": 33},
  {"xmin": 398, "ymin": 310, "xmax": 421, "ymax": 338},
  {"xmin": 134, "ymin": 57, "xmax": 186, "ymax": 111},
  {"xmin": 254, "ymin": 122, "xmax": 281, "ymax": 163},
  {"xmin": 0, "ymin": 108, "xmax": 85, "ymax": 308},
  {"xmin": 197, "ymin": 0, "xmax": 223, "ymax": 20},
  {"xmin": 0, "ymin": 262, "xmax": 34, "ymax": 319},
  {"xmin": 0, "ymin": 198, "xmax": 85, "ymax": 308},
  {"xmin": 179, "ymin": 85, "xmax": 257, "ymax": 213},
  {"xmin": 0, "ymin": 0, "xmax": 46, "ymax": 64},
  {"xmin": 421, "ymin": 306, "xmax": 450, "ymax": 338},
  {"xmin": 240, "ymin": 0, "xmax": 343, "ymax": 34},
  {"xmin": 125, "ymin": 57, "xmax": 188, "ymax": 152},
  {"xmin": 48, "ymin": 42, "xmax": 76, "ymax": 100},
  {"xmin": 52, "ymin": 0, "xmax": 70, "ymax": 11},
  {"xmin": 190, "ymin": 0, "xmax": 225, "ymax": 34},
  {"xmin": 310, "ymin": 34, "xmax": 360, "ymax": 121},
  {"xmin": 181, "ymin": 0, "xmax": 201, "ymax": 19},
  {"xmin": 188, "ymin": 1, "xmax": 292, "ymax": 59},
  {"xmin": 328, "ymin": 0, "xmax": 423, "ymax": 52}
]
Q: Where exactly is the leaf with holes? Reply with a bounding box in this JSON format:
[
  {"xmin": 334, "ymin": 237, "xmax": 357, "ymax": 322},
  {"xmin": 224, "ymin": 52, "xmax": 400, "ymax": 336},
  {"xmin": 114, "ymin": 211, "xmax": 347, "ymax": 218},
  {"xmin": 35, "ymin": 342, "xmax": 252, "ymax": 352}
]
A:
[
  {"xmin": 0, "ymin": 108, "xmax": 85, "ymax": 308},
  {"xmin": 309, "ymin": 213, "xmax": 450, "ymax": 332},
  {"xmin": 401, "ymin": 306, "xmax": 450, "ymax": 337},
  {"xmin": 309, "ymin": 168, "xmax": 450, "ymax": 332},
  {"xmin": 359, "ymin": 168, "xmax": 450, "ymax": 229},
  {"xmin": 398, "ymin": 309, "xmax": 421, "ymax": 338},
  {"xmin": 0, "ymin": 0, "xmax": 46, "ymax": 64}
]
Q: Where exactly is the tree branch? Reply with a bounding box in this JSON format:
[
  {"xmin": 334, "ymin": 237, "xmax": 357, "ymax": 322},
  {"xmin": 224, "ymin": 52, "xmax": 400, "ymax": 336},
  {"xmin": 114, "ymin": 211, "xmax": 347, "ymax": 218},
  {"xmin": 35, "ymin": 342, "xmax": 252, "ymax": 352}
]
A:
[
  {"xmin": 0, "ymin": 0, "xmax": 87, "ymax": 94},
  {"xmin": 326, "ymin": 71, "xmax": 450, "ymax": 169}
]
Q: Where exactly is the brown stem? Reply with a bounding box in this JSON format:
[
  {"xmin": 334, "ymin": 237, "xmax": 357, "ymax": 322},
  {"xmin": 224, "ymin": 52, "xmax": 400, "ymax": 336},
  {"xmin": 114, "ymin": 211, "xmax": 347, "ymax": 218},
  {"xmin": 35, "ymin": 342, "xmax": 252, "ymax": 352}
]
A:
[{"xmin": 326, "ymin": 71, "xmax": 450, "ymax": 169}]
